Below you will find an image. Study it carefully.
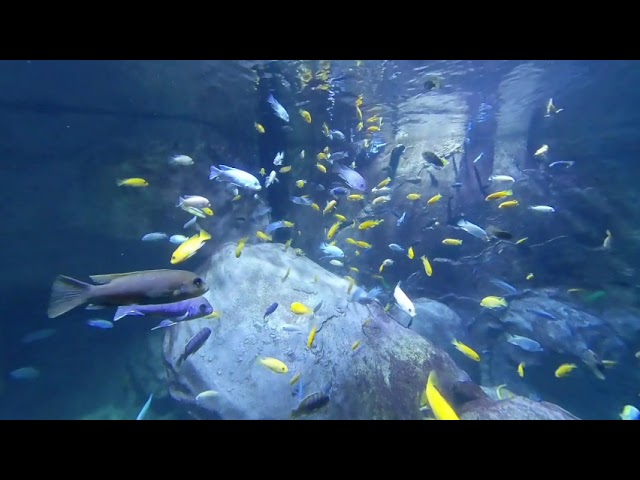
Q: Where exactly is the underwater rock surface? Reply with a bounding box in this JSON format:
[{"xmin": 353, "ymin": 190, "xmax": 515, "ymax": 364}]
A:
[
  {"xmin": 163, "ymin": 243, "xmax": 576, "ymax": 420},
  {"xmin": 460, "ymin": 395, "xmax": 579, "ymax": 420}
]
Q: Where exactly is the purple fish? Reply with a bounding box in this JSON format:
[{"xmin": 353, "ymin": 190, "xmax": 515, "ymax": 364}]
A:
[
  {"xmin": 177, "ymin": 327, "xmax": 211, "ymax": 366},
  {"xmin": 332, "ymin": 163, "xmax": 367, "ymax": 192},
  {"xmin": 264, "ymin": 302, "xmax": 278, "ymax": 319},
  {"xmin": 113, "ymin": 296, "xmax": 213, "ymax": 322}
]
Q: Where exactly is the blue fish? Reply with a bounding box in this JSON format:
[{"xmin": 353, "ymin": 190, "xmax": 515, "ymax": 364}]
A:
[
  {"xmin": 265, "ymin": 221, "xmax": 292, "ymax": 235},
  {"xmin": 86, "ymin": 319, "xmax": 114, "ymax": 329},
  {"xmin": 150, "ymin": 319, "xmax": 178, "ymax": 331},
  {"xmin": 489, "ymin": 279, "xmax": 517, "ymax": 295},
  {"xmin": 620, "ymin": 405, "xmax": 640, "ymax": 420},
  {"xmin": 264, "ymin": 302, "xmax": 279, "ymax": 319},
  {"xmin": 329, "ymin": 187, "xmax": 350, "ymax": 199},
  {"xmin": 290, "ymin": 196, "xmax": 313, "ymax": 206},
  {"xmin": 9, "ymin": 366, "xmax": 40, "ymax": 380},
  {"xmin": 526, "ymin": 308, "xmax": 557, "ymax": 321}
]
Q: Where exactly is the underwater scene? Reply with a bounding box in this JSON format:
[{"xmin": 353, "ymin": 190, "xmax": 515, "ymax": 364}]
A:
[{"xmin": 2, "ymin": 59, "xmax": 640, "ymax": 420}]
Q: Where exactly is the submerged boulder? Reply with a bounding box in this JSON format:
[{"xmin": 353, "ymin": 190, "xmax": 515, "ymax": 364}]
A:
[
  {"xmin": 163, "ymin": 243, "xmax": 577, "ymax": 420},
  {"xmin": 460, "ymin": 395, "xmax": 579, "ymax": 420}
]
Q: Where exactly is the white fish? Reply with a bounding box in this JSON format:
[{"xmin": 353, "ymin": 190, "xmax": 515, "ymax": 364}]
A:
[
  {"xmin": 209, "ymin": 164, "xmax": 262, "ymax": 191},
  {"xmin": 86, "ymin": 319, "xmax": 114, "ymax": 329},
  {"xmin": 394, "ymin": 282, "xmax": 416, "ymax": 317},
  {"xmin": 320, "ymin": 243, "xmax": 344, "ymax": 258},
  {"xmin": 177, "ymin": 195, "xmax": 210, "ymax": 209},
  {"xmin": 300, "ymin": 150, "xmax": 305, "ymax": 159},
  {"xmin": 196, "ymin": 390, "xmax": 219, "ymax": 402},
  {"xmin": 169, "ymin": 154, "xmax": 194, "ymax": 166},
  {"xmin": 136, "ymin": 393, "xmax": 153, "ymax": 420},
  {"xmin": 224, "ymin": 184, "xmax": 239, "ymax": 197},
  {"xmin": 265, "ymin": 170, "xmax": 279, "ymax": 188},
  {"xmin": 169, "ymin": 235, "xmax": 189, "ymax": 244},
  {"xmin": 389, "ymin": 243, "xmax": 405, "ymax": 253},
  {"xmin": 396, "ymin": 212, "xmax": 406, "ymax": 226},
  {"xmin": 456, "ymin": 219, "xmax": 489, "ymax": 242},
  {"xmin": 534, "ymin": 145, "xmax": 549, "ymax": 156},
  {"xmin": 529, "ymin": 205, "xmax": 555, "ymax": 213},
  {"xmin": 372, "ymin": 186, "xmax": 392, "ymax": 195},
  {"xmin": 142, "ymin": 232, "xmax": 168, "ymax": 241},
  {"xmin": 330, "ymin": 260, "xmax": 344, "ymax": 266},
  {"xmin": 488, "ymin": 175, "xmax": 515, "ymax": 183},
  {"xmin": 549, "ymin": 161, "xmax": 574, "ymax": 168},
  {"xmin": 273, "ymin": 151, "xmax": 285, "ymax": 166},
  {"xmin": 267, "ymin": 94, "xmax": 290, "ymax": 122}
]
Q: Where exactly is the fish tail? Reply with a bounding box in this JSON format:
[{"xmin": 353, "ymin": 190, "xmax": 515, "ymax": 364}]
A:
[
  {"xmin": 47, "ymin": 275, "xmax": 92, "ymax": 318},
  {"xmin": 208, "ymin": 165, "xmax": 222, "ymax": 180},
  {"xmin": 199, "ymin": 229, "xmax": 212, "ymax": 241},
  {"xmin": 176, "ymin": 197, "xmax": 184, "ymax": 207},
  {"xmin": 116, "ymin": 179, "xmax": 125, "ymax": 186}
]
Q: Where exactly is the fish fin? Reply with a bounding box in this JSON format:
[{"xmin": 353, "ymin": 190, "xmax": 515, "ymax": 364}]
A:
[
  {"xmin": 89, "ymin": 270, "xmax": 174, "ymax": 284},
  {"xmin": 218, "ymin": 165, "xmax": 234, "ymax": 171},
  {"xmin": 47, "ymin": 275, "xmax": 92, "ymax": 318},
  {"xmin": 113, "ymin": 306, "xmax": 143, "ymax": 322},
  {"xmin": 208, "ymin": 165, "xmax": 222, "ymax": 180},
  {"xmin": 175, "ymin": 313, "xmax": 189, "ymax": 321}
]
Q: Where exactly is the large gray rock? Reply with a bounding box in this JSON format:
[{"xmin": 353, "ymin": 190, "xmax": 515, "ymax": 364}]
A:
[
  {"xmin": 163, "ymin": 242, "xmax": 578, "ymax": 420},
  {"xmin": 460, "ymin": 395, "xmax": 579, "ymax": 420},
  {"xmin": 406, "ymin": 298, "xmax": 468, "ymax": 351}
]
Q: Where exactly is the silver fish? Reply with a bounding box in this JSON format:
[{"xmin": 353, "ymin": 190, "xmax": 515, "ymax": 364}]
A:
[
  {"xmin": 86, "ymin": 319, "xmax": 114, "ymax": 329},
  {"xmin": 169, "ymin": 235, "xmax": 189, "ymax": 244},
  {"xmin": 169, "ymin": 154, "xmax": 194, "ymax": 166},
  {"xmin": 142, "ymin": 232, "xmax": 168, "ymax": 242},
  {"xmin": 209, "ymin": 164, "xmax": 262, "ymax": 191},
  {"xmin": 333, "ymin": 163, "xmax": 367, "ymax": 191},
  {"xmin": 456, "ymin": 219, "xmax": 489, "ymax": 242},
  {"xmin": 506, "ymin": 333, "xmax": 543, "ymax": 352},
  {"xmin": 267, "ymin": 94, "xmax": 289, "ymax": 122}
]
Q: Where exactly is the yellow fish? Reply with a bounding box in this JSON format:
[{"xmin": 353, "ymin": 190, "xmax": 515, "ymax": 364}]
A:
[
  {"xmin": 170, "ymin": 229, "xmax": 211, "ymax": 265},
  {"xmin": 202, "ymin": 207, "xmax": 214, "ymax": 216},
  {"xmin": 349, "ymin": 267, "xmax": 359, "ymax": 273},
  {"xmin": 259, "ymin": 168, "xmax": 266, "ymax": 176},
  {"xmin": 427, "ymin": 193, "xmax": 442, "ymax": 205},
  {"xmin": 452, "ymin": 340, "xmax": 480, "ymax": 362},
  {"xmin": 254, "ymin": 122, "xmax": 265, "ymax": 133},
  {"xmin": 346, "ymin": 238, "xmax": 371, "ymax": 249},
  {"xmin": 311, "ymin": 203, "xmax": 320, "ymax": 212},
  {"xmin": 499, "ymin": 200, "xmax": 519, "ymax": 209},
  {"xmin": 351, "ymin": 340, "xmax": 362, "ymax": 351},
  {"xmin": 296, "ymin": 180, "xmax": 306, "ymax": 188},
  {"xmin": 356, "ymin": 122, "xmax": 363, "ymax": 131},
  {"xmin": 348, "ymin": 194, "xmax": 364, "ymax": 201},
  {"xmin": 367, "ymin": 126, "xmax": 380, "ymax": 133},
  {"xmin": 232, "ymin": 195, "xmax": 241, "ymax": 202},
  {"xmin": 316, "ymin": 163, "xmax": 327, "ymax": 174},
  {"xmin": 554, "ymin": 363, "xmax": 577, "ymax": 378},
  {"xmin": 279, "ymin": 166, "xmax": 292, "ymax": 173},
  {"xmin": 517, "ymin": 362, "xmax": 525, "ymax": 378},
  {"xmin": 235, "ymin": 236, "xmax": 249, "ymax": 258},
  {"xmin": 534, "ymin": 144, "xmax": 549, "ymax": 157},
  {"xmin": 526, "ymin": 273, "xmax": 534, "ymax": 280},
  {"xmin": 366, "ymin": 115, "xmax": 380, "ymax": 123},
  {"xmin": 258, "ymin": 357, "xmax": 289, "ymax": 374},
  {"xmin": 355, "ymin": 94, "xmax": 363, "ymax": 107},
  {"xmin": 356, "ymin": 105, "xmax": 363, "ymax": 121},
  {"xmin": 358, "ymin": 219, "xmax": 384, "ymax": 230},
  {"xmin": 407, "ymin": 193, "xmax": 421, "ymax": 201},
  {"xmin": 290, "ymin": 302, "xmax": 312, "ymax": 315},
  {"xmin": 299, "ymin": 109, "xmax": 312, "ymax": 123},
  {"xmin": 116, "ymin": 178, "xmax": 148, "ymax": 187},
  {"xmin": 486, "ymin": 190, "xmax": 513, "ymax": 201},
  {"xmin": 425, "ymin": 371, "xmax": 459, "ymax": 420},
  {"xmin": 407, "ymin": 246, "xmax": 415, "ymax": 259},
  {"xmin": 256, "ymin": 231, "xmax": 272, "ymax": 242},
  {"xmin": 307, "ymin": 324, "xmax": 317, "ymax": 349},
  {"xmin": 377, "ymin": 177, "xmax": 391, "ymax": 189},
  {"xmin": 480, "ymin": 296, "xmax": 508, "ymax": 308},
  {"xmin": 327, "ymin": 221, "xmax": 342, "ymax": 241},
  {"xmin": 322, "ymin": 122, "xmax": 330, "ymax": 137},
  {"xmin": 334, "ymin": 214, "xmax": 347, "ymax": 222},
  {"xmin": 420, "ymin": 255, "xmax": 433, "ymax": 277},
  {"xmin": 323, "ymin": 200, "xmax": 337, "ymax": 216},
  {"xmin": 317, "ymin": 152, "xmax": 328, "ymax": 161},
  {"xmin": 442, "ymin": 239, "xmax": 463, "ymax": 246},
  {"xmin": 282, "ymin": 267, "xmax": 291, "ymax": 282},
  {"xmin": 515, "ymin": 237, "xmax": 528, "ymax": 244},
  {"xmin": 283, "ymin": 239, "xmax": 292, "ymax": 251},
  {"xmin": 289, "ymin": 373, "xmax": 301, "ymax": 385}
]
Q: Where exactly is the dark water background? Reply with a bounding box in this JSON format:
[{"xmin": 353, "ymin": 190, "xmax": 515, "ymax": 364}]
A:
[{"xmin": 1, "ymin": 60, "xmax": 638, "ymax": 419}]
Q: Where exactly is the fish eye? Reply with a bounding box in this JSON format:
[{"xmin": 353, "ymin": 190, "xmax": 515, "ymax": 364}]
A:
[
  {"xmin": 193, "ymin": 277, "xmax": 203, "ymax": 287},
  {"xmin": 199, "ymin": 304, "xmax": 207, "ymax": 312}
]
